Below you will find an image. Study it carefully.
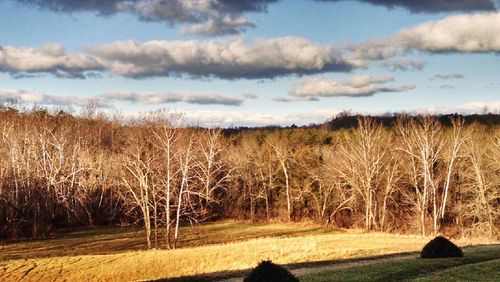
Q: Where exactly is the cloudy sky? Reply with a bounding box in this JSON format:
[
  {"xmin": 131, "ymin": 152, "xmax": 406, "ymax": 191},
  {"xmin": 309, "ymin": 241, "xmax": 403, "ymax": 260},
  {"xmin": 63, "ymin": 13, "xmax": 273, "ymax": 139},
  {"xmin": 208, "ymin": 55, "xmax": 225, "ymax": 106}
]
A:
[{"xmin": 1, "ymin": 0, "xmax": 499, "ymax": 126}]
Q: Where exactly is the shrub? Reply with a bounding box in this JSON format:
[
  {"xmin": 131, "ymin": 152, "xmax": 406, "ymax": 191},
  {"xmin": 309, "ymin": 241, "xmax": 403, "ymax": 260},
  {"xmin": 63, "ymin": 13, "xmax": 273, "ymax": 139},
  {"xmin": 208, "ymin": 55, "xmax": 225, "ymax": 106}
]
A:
[
  {"xmin": 421, "ymin": 236, "xmax": 463, "ymax": 258},
  {"xmin": 244, "ymin": 260, "xmax": 298, "ymax": 282}
]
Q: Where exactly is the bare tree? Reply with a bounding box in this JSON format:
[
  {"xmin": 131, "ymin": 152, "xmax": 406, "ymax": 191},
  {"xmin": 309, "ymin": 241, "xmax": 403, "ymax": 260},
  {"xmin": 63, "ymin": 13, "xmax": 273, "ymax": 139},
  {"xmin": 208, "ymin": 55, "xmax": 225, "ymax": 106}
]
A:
[
  {"xmin": 379, "ymin": 149, "xmax": 401, "ymax": 231},
  {"xmin": 153, "ymin": 120, "xmax": 179, "ymax": 249},
  {"xmin": 338, "ymin": 117, "xmax": 385, "ymax": 230},
  {"xmin": 173, "ymin": 131, "xmax": 195, "ymax": 248},
  {"xmin": 397, "ymin": 116, "xmax": 443, "ymax": 235},
  {"xmin": 266, "ymin": 134, "xmax": 294, "ymax": 222},
  {"xmin": 1, "ymin": 107, "xmax": 499, "ymax": 241},
  {"xmin": 309, "ymin": 146, "xmax": 354, "ymax": 225},
  {"xmin": 196, "ymin": 128, "xmax": 231, "ymax": 217},
  {"xmin": 261, "ymin": 143, "xmax": 279, "ymax": 220},
  {"xmin": 227, "ymin": 136, "xmax": 263, "ymax": 221},
  {"xmin": 439, "ymin": 118, "xmax": 468, "ymax": 225},
  {"xmin": 121, "ymin": 130, "xmax": 155, "ymax": 249},
  {"xmin": 460, "ymin": 126, "xmax": 499, "ymax": 237}
]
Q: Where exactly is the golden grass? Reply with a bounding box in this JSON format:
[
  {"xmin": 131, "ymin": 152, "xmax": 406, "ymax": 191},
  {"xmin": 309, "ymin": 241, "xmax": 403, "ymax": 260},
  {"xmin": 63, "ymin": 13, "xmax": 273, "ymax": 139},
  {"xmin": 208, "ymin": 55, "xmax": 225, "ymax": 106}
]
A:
[
  {"xmin": 0, "ymin": 221, "xmax": 331, "ymax": 260},
  {"xmin": 0, "ymin": 222, "xmax": 496, "ymax": 281}
]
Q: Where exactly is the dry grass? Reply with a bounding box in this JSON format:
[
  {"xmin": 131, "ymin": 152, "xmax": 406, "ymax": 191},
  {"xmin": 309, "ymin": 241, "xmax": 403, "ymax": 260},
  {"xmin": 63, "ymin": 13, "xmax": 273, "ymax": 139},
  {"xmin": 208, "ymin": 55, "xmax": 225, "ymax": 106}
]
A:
[
  {"xmin": 0, "ymin": 221, "xmax": 331, "ymax": 260},
  {"xmin": 0, "ymin": 222, "xmax": 496, "ymax": 281}
]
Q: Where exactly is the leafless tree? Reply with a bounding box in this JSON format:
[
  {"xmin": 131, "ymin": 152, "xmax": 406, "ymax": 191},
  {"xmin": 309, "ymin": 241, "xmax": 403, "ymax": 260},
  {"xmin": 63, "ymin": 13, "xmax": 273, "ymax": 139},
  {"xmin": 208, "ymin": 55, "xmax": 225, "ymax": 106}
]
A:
[
  {"xmin": 173, "ymin": 131, "xmax": 195, "ymax": 248},
  {"xmin": 460, "ymin": 126, "xmax": 499, "ymax": 237},
  {"xmin": 439, "ymin": 118, "xmax": 468, "ymax": 225},
  {"xmin": 121, "ymin": 129, "xmax": 155, "ymax": 249},
  {"xmin": 1, "ymin": 107, "xmax": 499, "ymax": 242},
  {"xmin": 196, "ymin": 128, "xmax": 231, "ymax": 217},
  {"xmin": 152, "ymin": 119, "xmax": 180, "ymax": 249},
  {"xmin": 338, "ymin": 117, "xmax": 385, "ymax": 230},
  {"xmin": 397, "ymin": 116, "xmax": 443, "ymax": 235},
  {"xmin": 308, "ymin": 146, "xmax": 354, "ymax": 225},
  {"xmin": 266, "ymin": 134, "xmax": 294, "ymax": 222}
]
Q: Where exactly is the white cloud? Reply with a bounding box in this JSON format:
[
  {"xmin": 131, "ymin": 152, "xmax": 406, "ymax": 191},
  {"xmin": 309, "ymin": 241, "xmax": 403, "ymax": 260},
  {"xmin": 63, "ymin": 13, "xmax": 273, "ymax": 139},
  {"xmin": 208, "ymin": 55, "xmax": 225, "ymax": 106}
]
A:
[
  {"xmin": 0, "ymin": 37, "xmax": 352, "ymax": 79},
  {"xmin": 17, "ymin": 0, "xmax": 276, "ymax": 36},
  {"xmin": 345, "ymin": 40, "xmax": 401, "ymax": 66},
  {"xmin": 381, "ymin": 58, "xmax": 425, "ymax": 72},
  {"xmin": 101, "ymin": 91, "xmax": 243, "ymax": 106},
  {"xmin": 115, "ymin": 0, "xmax": 270, "ymax": 36},
  {"xmin": 290, "ymin": 74, "xmax": 415, "ymax": 98},
  {"xmin": 1, "ymin": 88, "xmax": 243, "ymax": 108},
  {"xmin": 272, "ymin": 96, "xmax": 319, "ymax": 102},
  {"xmin": 87, "ymin": 37, "xmax": 351, "ymax": 79},
  {"xmin": 158, "ymin": 108, "xmax": 343, "ymax": 127},
  {"xmin": 0, "ymin": 89, "xmax": 44, "ymax": 103},
  {"xmin": 242, "ymin": 93, "xmax": 258, "ymax": 99},
  {"xmin": 0, "ymin": 88, "xmax": 99, "ymax": 106},
  {"xmin": 395, "ymin": 12, "xmax": 500, "ymax": 53},
  {"xmin": 125, "ymin": 101, "xmax": 500, "ymax": 127},
  {"xmin": 459, "ymin": 101, "xmax": 500, "ymax": 113},
  {"xmin": 415, "ymin": 101, "xmax": 500, "ymax": 115},
  {"xmin": 0, "ymin": 43, "xmax": 104, "ymax": 78},
  {"xmin": 272, "ymin": 96, "xmax": 294, "ymax": 103},
  {"xmin": 348, "ymin": 12, "xmax": 500, "ymax": 64},
  {"xmin": 431, "ymin": 73, "xmax": 464, "ymax": 80},
  {"xmin": 439, "ymin": 84, "xmax": 455, "ymax": 89},
  {"xmin": 206, "ymin": 102, "xmax": 500, "ymax": 127},
  {"xmin": 180, "ymin": 16, "xmax": 255, "ymax": 36}
]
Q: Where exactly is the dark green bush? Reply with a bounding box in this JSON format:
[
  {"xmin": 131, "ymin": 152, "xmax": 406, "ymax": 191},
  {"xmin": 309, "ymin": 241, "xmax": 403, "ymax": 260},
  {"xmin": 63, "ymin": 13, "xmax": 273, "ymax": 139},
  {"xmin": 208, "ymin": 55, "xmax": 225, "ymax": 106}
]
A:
[
  {"xmin": 421, "ymin": 236, "xmax": 463, "ymax": 258},
  {"xmin": 243, "ymin": 260, "xmax": 298, "ymax": 282}
]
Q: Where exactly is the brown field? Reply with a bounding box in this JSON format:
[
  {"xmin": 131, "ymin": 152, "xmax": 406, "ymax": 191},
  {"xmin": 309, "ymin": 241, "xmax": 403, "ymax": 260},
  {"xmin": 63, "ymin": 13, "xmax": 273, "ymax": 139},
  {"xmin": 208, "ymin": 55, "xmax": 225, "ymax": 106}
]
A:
[{"xmin": 0, "ymin": 221, "xmax": 496, "ymax": 281}]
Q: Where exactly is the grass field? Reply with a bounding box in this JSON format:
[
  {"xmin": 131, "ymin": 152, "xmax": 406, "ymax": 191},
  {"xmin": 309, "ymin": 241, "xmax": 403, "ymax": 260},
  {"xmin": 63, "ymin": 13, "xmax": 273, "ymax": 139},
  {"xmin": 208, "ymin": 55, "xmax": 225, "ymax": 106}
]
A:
[
  {"xmin": 300, "ymin": 245, "xmax": 500, "ymax": 282},
  {"xmin": 0, "ymin": 221, "xmax": 333, "ymax": 260},
  {"xmin": 413, "ymin": 257, "xmax": 500, "ymax": 281},
  {"xmin": 0, "ymin": 221, "xmax": 497, "ymax": 281}
]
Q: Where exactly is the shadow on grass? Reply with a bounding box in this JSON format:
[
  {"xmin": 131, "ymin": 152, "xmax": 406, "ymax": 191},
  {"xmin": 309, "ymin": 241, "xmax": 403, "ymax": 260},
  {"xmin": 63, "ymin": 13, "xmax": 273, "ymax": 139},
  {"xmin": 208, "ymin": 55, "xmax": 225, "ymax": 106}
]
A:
[
  {"xmin": 150, "ymin": 251, "xmax": 421, "ymax": 282},
  {"xmin": 152, "ymin": 244, "xmax": 500, "ymax": 282},
  {"xmin": 0, "ymin": 221, "xmax": 340, "ymax": 261},
  {"xmin": 0, "ymin": 226, "xmax": 147, "ymax": 260}
]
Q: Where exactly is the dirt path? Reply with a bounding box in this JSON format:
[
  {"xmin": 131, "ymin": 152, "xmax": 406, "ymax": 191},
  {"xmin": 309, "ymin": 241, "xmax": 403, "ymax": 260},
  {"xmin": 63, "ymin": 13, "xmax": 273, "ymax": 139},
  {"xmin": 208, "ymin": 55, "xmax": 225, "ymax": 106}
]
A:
[{"xmin": 217, "ymin": 253, "xmax": 418, "ymax": 282}]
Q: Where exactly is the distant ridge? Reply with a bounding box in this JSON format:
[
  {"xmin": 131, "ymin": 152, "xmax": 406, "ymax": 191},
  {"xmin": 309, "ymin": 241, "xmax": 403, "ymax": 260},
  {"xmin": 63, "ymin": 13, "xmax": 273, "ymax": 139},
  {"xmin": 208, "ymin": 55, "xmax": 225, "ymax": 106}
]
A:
[{"xmin": 222, "ymin": 112, "xmax": 500, "ymax": 134}]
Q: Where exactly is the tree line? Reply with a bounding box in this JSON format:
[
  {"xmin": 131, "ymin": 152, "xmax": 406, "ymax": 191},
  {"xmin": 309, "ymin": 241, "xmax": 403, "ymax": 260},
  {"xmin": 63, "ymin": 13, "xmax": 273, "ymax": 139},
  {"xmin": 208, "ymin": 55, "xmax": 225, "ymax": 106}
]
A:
[{"xmin": 0, "ymin": 106, "xmax": 498, "ymax": 248}]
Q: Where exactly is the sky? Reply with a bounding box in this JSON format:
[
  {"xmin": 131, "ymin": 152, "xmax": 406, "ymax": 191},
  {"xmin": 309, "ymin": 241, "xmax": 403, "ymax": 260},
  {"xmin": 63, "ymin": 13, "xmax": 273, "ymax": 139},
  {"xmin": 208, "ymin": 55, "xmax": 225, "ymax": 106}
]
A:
[{"xmin": 0, "ymin": 0, "xmax": 499, "ymax": 127}]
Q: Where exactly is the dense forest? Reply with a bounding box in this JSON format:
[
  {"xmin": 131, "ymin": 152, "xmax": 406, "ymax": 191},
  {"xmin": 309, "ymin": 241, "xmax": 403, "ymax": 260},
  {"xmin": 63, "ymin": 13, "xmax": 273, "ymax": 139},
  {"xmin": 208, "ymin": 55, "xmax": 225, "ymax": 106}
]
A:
[{"xmin": 0, "ymin": 105, "xmax": 498, "ymax": 249}]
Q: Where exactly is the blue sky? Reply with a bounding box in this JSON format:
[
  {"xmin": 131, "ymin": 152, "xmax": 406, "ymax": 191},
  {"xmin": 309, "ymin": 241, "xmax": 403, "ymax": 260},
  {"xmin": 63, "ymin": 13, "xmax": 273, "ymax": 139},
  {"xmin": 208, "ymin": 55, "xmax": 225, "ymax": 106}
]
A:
[{"xmin": 0, "ymin": 0, "xmax": 499, "ymax": 126}]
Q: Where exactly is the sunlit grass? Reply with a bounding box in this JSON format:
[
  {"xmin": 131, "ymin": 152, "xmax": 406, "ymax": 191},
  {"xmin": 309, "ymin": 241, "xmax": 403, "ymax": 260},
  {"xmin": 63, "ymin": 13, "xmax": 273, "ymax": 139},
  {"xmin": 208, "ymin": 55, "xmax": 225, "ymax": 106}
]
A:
[
  {"xmin": 0, "ymin": 221, "xmax": 332, "ymax": 260},
  {"xmin": 301, "ymin": 246, "xmax": 500, "ymax": 282},
  {"xmin": 0, "ymin": 221, "xmax": 497, "ymax": 281}
]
